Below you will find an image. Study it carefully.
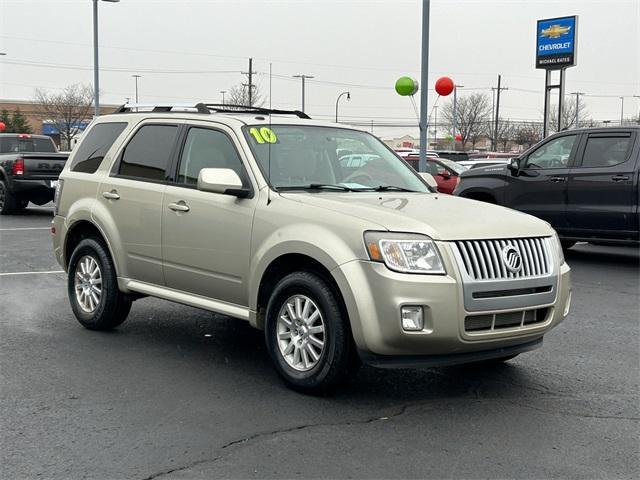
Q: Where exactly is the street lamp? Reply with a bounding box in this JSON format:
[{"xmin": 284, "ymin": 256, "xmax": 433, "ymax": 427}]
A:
[
  {"xmin": 131, "ymin": 74, "xmax": 141, "ymax": 103},
  {"xmin": 92, "ymin": 0, "xmax": 120, "ymax": 117},
  {"xmin": 335, "ymin": 91, "xmax": 350, "ymax": 123},
  {"xmin": 220, "ymin": 90, "xmax": 227, "ymax": 105},
  {"xmin": 452, "ymin": 84, "xmax": 464, "ymax": 149},
  {"xmin": 619, "ymin": 96, "xmax": 625, "ymax": 126}
]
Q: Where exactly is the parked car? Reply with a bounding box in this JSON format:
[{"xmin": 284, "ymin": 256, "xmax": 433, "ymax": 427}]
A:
[
  {"xmin": 0, "ymin": 133, "xmax": 69, "ymax": 214},
  {"xmin": 405, "ymin": 155, "xmax": 468, "ymax": 194},
  {"xmin": 454, "ymin": 127, "xmax": 640, "ymax": 247},
  {"xmin": 395, "ymin": 148, "xmax": 439, "ymax": 158},
  {"xmin": 459, "ymin": 158, "xmax": 510, "ymax": 170},
  {"xmin": 52, "ymin": 103, "xmax": 571, "ymax": 394},
  {"xmin": 433, "ymin": 150, "xmax": 469, "ymax": 162}
]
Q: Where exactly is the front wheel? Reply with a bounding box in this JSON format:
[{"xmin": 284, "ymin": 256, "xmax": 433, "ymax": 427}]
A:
[
  {"xmin": 67, "ymin": 237, "xmax": 131, "ymax": 330},
  {"xmin": 265, "ymin": 271, "xmax": 359, "ymax": 394}
]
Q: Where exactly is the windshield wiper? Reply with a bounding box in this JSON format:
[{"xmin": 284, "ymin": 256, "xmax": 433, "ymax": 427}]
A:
[
  {"xmin": 277, "ymin": 183, "xmax": 357, "ymax": 192},
  {"xmin": 367, "ymin": 185, "xmax": 418, "ymax": 192}
]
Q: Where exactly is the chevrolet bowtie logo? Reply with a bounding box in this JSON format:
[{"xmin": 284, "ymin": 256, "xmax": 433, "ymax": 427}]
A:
[{"xmin": 541, "ymin": 24, "xmax": 571, "ymax": 39}]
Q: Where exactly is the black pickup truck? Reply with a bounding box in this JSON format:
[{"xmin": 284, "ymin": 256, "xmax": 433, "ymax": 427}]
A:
[
  {"xmin": 0, "ymin": 134, "xmax": 69, "ymax": 214},
  {"xmin": 454, "ymin": 127, "xmax": 640, "ymax": 247}
]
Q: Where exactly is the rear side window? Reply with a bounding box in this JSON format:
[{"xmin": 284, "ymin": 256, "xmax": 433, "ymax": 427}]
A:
[
  {"xmin": 118, "ymin": 125, "xmax": 178, "ymax": 181},
  {"xmin": 580, "ymin": 135, "xmax": 633, "ymax": 168},
  {"xmin": 0, "ymin": 136, "xmax": 56, "ymax": 153},
  {"xmin": 70, "ymin": 122, "xmax": 127, "ymax": 173}
]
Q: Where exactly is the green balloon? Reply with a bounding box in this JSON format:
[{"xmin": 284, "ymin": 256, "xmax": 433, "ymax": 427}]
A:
[{"xmin": 395, "ymin": 76, "xmax": 419, "ymax": 96}]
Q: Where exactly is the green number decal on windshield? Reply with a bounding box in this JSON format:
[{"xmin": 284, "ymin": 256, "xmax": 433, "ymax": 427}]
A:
[{"xmin": 249, "ymin": 127, "xmax": 278, "ymax": 144}]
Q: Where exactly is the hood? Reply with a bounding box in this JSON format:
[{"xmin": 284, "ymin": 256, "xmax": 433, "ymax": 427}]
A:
[{"xmin": 281, "ymin": 192, "xmax": 552, "ymax": 241}]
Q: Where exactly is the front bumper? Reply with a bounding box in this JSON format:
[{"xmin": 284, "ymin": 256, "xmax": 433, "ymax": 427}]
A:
[{"xmin": 332, "ymin": 243, "xmax": 571, "ymax": 360}]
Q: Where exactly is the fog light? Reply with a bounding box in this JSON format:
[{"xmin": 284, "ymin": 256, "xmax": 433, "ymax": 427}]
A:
[
  {"xmin": 563, "ymin": 290, "xmax": 572, "ymax": 317},
  {"xmin": 401, "ymin": 306, "xmax": 424, "ymax": 331}
]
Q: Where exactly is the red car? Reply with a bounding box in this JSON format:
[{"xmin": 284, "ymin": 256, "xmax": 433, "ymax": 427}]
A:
[{"xmin": 405, "ymin": 155, "xmax": 468, "ymax": 194}]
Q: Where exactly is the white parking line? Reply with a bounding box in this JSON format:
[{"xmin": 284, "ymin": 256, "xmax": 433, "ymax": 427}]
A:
[
  {"xmin": 0, "ymin": 270, "xmax": 64, "ymax": 276},
  {"xmin": 0, "ymin": 227, "xmax": 51, "ymax": 231}
]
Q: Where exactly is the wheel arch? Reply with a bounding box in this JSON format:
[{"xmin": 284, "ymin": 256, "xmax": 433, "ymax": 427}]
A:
[
  {"xmin": 64, "ymin": 219, "xmax": 119, "ymax": 276},
  {"xmin": 253, "ymin": 252, "xmax": 348, "ymax": 331}
]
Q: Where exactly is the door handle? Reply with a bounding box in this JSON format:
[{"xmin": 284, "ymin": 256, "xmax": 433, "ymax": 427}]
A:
[
  {"xmin": 550, "ymin": 177, "xmax": 566, "ymax": 183},
  {"xmin": 611, "ymin": 175, "xmax": 630, "ymax": 182},
  {"xmin": 168, "ymin": 201, "xmax": 190, "ymax": 212},
  {"xmin": 102, "ymin": 190, "xmax": 120, "ymax": 200}
]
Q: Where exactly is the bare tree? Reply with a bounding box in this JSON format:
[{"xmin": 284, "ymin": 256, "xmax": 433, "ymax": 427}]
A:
[
  {"xmin": 226, "ymin": 83, "xmax": 264, "ymax": 107},
  {"xmin": 484, "ymin": 117, "xmax": 514, "ymax": 152},
  {"xmin": 34, "ymin": 84, "xmax": 94, "ymax": 150},
  {"xmin": 513, "ymin": 122, "xmax": 543, "ymax": 149},
  {"xmin": 547, "ymin": 97, "xmax": 590, "ymax": 132},
  {"xmin": 441, "ymin": 92, "xmax": 492, "ymax": 149}
]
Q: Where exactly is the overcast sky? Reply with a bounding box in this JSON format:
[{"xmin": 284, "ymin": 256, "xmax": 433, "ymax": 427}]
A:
[{"xmin": 0, "ymin": 0, "xmax": 638, "ymax": 138}]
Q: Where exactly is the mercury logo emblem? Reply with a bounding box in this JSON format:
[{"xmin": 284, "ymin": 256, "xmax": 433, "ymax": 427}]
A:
[{"xmin": 502, "ymin": 245, "xmax": 523, "ymax": 274}]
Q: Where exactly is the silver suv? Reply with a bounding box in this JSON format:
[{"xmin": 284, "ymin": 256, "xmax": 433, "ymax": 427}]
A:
[{"xmin": 52, "ymin": 104, "xmax": 572, "ymax": 394}]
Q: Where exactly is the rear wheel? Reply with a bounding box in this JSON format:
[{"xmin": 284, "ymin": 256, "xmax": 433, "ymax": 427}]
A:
[
  {"xmin": 0, "ymin": 180, "xmax": 18, "ymax": 215},
  {"xmin": 67, "ymin": 237, "xmax": 131, "ymax": 330},
  {"xmin": 265, "ymin": 271, "xmax": 359, "ymax": 394}
]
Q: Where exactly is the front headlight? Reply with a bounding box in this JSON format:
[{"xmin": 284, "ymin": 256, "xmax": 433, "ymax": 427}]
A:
[
  {"xmin": 551, "ymin": 230, "xmax": 565, "ymax": 265},
  {"xmin": 364, "ymin": 231, "xmax": 445, "ymax": 274}
]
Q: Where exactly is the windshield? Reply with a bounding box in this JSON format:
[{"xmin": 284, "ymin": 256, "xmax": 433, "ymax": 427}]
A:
[{"xmin": 243, "ymin": 125, "xmax": 429, "ymax": 192}]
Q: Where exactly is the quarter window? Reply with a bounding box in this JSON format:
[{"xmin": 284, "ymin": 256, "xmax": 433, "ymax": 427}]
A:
[
  {"xmin": 118, "ymin": 125, "xmax": 178, "ymax": 181},
  {"xmin": 580, "ymin": 135, "xmax": 632, "ymax": 168},
  {"xmin": 70, "ymin": 122, "xmax": 127, "ymax": 173},
  {"xmin": 177, "ymin": 128, "xmax": 244, "ymax": 186},
  {"xmin": 524, "ymin": 134, "xmax": 576, "ymax": 169}
]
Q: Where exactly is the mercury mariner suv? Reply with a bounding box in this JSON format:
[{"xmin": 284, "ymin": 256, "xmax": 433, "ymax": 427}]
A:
[{"xmin": 52, "ymin": 103, "xmax": 572, "ymax": 394}]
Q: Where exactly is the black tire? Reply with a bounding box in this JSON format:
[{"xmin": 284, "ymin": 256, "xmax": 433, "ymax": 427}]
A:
[
  {"xmin": 67, "ymin": 237, "xmax": 131, "ymax": 331},
  {"xmin": 16, "ymin": 198, "xmax": 29, "ymax": 211},
  {"xmin": 265, "ymin": 271, "xmax": 359, "ymax": 395},
  {"xmin": 561, "ymin": 240, "xmax": 576, "ymax": 251},
  {"xmin": 0, "ymin": 179, "xmax": 18, "ymax": 215}
]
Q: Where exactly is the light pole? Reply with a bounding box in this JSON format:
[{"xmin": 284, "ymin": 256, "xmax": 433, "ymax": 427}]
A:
[
  {"xmin": 335, "ymin": 91, "xmax": 350, "ymax": 123},
  {"xmin": 292, "ymin": 74, "xmax": 314, "ymax": 112},
  {"xmin": 220, "ymin": 90, "xmax": 227, "ymax": 105},
  {"xmin": 131, "ymin": 74, "xmax": 141, "ymax": 103},
  {"xmin": 570, "ymin": 91, "xmax": 584, "ymax": 128},
  {"xmin": 634, "ymin": 95, "xmax": 640, "ymax": 124},
  {"xmin": 452, "ymin": 84, "xmax": 464, "ymax": 149},
  {"xmin": 92, "ymin": 0, "xmax": 120, "ymax": 117},
  {"xmin": 619, "ymin": 96, "xmax": 625, "ymax": 125}
]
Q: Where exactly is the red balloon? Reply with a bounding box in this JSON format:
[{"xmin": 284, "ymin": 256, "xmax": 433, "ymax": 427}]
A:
[
  {"xmin": 435, "ymin": 76, "xmax": 454, "ymax": 96},
  {"xmin": 0, "ymin": 122, "xmax": 6, "ymax": 132},
  {"xmin": 455, "ymin": 133, "xmax": 462, "ymax": 142}
]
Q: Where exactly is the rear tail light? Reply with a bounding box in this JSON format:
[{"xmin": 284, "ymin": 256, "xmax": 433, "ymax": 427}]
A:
[
  {"xmin": 17, "ymin": 134, "xmax": 32, "ymax": 139},
  {"xmin": 53, "ymin": 179, "xmax": 64, "ymax": 216},
  {"xmin": 12, "ymin": 158, "xmax": 24, "ymax": 175}
]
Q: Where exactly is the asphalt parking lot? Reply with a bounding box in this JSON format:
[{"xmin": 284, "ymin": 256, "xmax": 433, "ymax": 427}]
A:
[{"xmin": 1, "ymin": 205, "xmax": 638, "ymax": 480}]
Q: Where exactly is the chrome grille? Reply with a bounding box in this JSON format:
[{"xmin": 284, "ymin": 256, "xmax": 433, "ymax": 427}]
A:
[{"xmin": 453, "ymin": 238, "xmax": 551, "ymax": 281}]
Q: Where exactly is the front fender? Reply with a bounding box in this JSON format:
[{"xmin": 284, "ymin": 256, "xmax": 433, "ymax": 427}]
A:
[{"xmin": 248, "ymin": 223, "xmax": 361, "ymax": 312}]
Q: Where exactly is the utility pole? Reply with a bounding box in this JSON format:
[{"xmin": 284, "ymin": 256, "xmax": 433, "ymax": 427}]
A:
[
  {"xmin": 241, "ymin": 58, "xmax": 255, "ymax": 106},
  {"xmin": 131, "ymin": 74, "xmax": 141, "ymax": 103},
  {"xmin": 570, "ymin": 91, "xmax": 584, "ymax": 128},
  {"xmin": 620, "ymin": 96, "xmax": 625, "ymax": 125},
  {"xmin": 492, "ymin": 74, "xmax": 508, "ymax": 151},
  {"xmin": 292, "ymin": 74, "xmax": 314, "ymax": 112},
  {"xmin": 418, "ymin": 0, "xmax": 430, "ymax": 172}
]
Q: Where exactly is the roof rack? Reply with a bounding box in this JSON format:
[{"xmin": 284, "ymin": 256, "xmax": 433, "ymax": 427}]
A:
[{"xmin": 113, "ymin": 103, "xmax": 311, "ymax": 119}]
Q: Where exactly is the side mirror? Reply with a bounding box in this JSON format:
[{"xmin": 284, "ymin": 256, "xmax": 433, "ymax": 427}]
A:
[
  {"xmin": 508, "ymin": 157, "xmax": 520, "ymax": 173},
  {"xmin": 197, "ymin": 168, "xmax": 249, "ymax": 198},
  {"xmin": 418, "ymin": 172, "xmax": 438, "ymax": 190}
]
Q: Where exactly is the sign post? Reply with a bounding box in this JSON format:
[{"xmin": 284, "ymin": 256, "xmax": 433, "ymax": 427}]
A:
[{"xmin": 536, "ymin": 15, "xmax": 578, "ymax": 137}]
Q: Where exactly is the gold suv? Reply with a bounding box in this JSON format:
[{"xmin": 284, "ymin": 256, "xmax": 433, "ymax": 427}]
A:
[{"xmin": 52, "ymin": 104, "xmax": 572, "ymax": 394}]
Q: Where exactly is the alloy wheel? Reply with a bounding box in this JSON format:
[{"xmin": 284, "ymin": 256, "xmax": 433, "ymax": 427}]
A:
[{"xmin": 74, "ymin": 255, "xmax": 103, "ymax": 313}]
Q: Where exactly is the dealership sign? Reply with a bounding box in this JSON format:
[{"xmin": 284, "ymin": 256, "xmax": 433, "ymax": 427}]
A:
[{"xmin": 536, "ymin": 16, "xmax": 577, "ymax": 69}]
